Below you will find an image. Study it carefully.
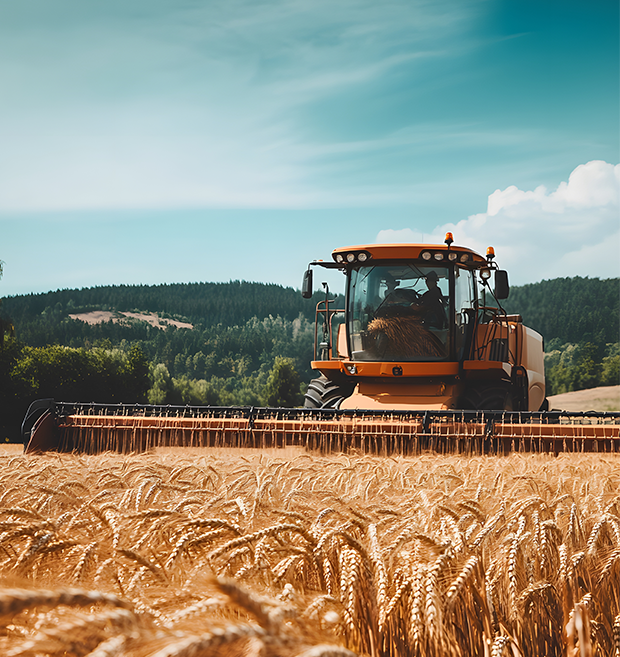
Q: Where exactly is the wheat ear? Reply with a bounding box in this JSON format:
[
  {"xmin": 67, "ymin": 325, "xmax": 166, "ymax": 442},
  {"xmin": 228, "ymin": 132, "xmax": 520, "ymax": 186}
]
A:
[
  {"xmin": 0, "ymin": 587, "xmax": 132, "ymax": 620},
  {"xmin": 7, "ymin": 607, "xmax": 137, "ymax": 656},
  {"xmin": 368, "ymin": 524, "xmax": 388, "ymax": 631},
  {"xmin": 209, "ymin": 523, "xmax": 315, "ymax": 561},
  {"xmin": 445, "ymin": 555, "xmax": 478, "ymax": 609},
  {"xmin": 84, "ymin": 635, "xmax": 127, "ymax": 657},
  {"xmin": 294, "ymin": 646, "xmax": 358, "ymax": 657},
  {"xmin": 117, "ymin": 548, "xmax": 167, "ymax": 582},
  {"xmin": 215, "ymin": 577, "xmax": 278, "ymax": 630},
  {"xmin": 599, "ymin": 547, "xmax": 620, "ymax": 585},
  {"xmin": 490, "ymin": 635, "xmax": 510, "ymax": 657},
  {"xmin": 150, "ymin": 624, "xmax": 265, "ymax": 657}
]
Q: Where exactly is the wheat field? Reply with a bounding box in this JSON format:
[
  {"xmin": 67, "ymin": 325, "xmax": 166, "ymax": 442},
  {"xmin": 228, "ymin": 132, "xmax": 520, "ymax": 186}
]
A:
[{"xmin": 0, "ymin": 444, "xmax": 618, "ymax": 656}]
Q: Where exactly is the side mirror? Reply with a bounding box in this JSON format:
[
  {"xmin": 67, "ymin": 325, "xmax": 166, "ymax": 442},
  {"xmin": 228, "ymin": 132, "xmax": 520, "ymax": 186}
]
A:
[
  {"xmin": 301, "ymin": 268, "xmax": 313, "ymax": 299},
  {"xmin": 495, "ymin": 270, "xmax": 510, "ymax": 299}
]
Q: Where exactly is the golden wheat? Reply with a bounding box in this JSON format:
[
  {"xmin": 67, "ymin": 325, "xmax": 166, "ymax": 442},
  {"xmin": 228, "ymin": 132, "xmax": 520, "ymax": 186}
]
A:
[{"xmin": 0, "ymin": 446, "xmax": 617, "ymax": 655}]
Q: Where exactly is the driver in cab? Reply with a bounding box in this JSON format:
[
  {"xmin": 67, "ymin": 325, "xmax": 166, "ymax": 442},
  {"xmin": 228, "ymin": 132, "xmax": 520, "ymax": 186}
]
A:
[{"xmin": 380, "ymin": 271, "xmax": 446, "ymax": 329}]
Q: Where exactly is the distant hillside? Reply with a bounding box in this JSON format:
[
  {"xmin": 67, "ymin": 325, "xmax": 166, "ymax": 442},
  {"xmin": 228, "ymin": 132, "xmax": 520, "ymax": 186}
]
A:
[
  {"xmin": 0, "ymin": 281, "xmax": 344, "ymax": 349},
  {"xmin": 503, "ymin": 276, "xmax": 619, "ymax": 346},
  {"xmin": 2, "ymin": 276, "xmax": 617, "ymax": 348},
  {"xmin": 2, "ymin": 280, "xmax": 318, "ymax": 328}
]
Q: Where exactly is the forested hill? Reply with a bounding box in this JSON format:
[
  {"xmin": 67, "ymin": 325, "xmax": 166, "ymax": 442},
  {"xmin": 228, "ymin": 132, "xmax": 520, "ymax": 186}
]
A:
[
  {"xmin": 503, "ymin": 276, "xmax": 619, "ymax": 346},
  {"xmin": 1, "ymin": 280, "xmax": 324, "ymax": 328},
  {"xmin": 1, "ymin": 276, "xmax": 618, "ymax": 347}
]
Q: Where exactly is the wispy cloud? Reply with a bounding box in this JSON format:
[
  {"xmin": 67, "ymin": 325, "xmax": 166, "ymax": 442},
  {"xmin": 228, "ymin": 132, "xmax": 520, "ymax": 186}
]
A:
[{"xmin": 0, "ymin": 0, "xmax": 483, "ymax": 213}]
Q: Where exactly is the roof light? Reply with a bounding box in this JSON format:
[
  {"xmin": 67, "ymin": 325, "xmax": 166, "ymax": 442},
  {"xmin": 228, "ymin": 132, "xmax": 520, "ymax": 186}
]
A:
[
  {"xmin": 421, "ymin": 251, "xmax": 432, "ymax": 261},
  {"xmin": 358, "ymin": 252, "xmax": 368, "ymax": 262},
  {"xmin": 444, "ymin": 232, "xmax": 454, "ymax": 246},
  {"xmin": 346, "ymin": 253, "xmax": 355, "ymax": 263},
  {"xmin": 486, "ymin": 246, "xmax": 495, "ymax": 261},
  {"xmin": 448, "ymin": 252, "xmax": 458, "ymax": 261},
  {"xmin": 434, "ymin": 252, "xmax": 444, "ymax": 261},
  {"xmin": 335, "ymin": 254, "xmax": 344, "ymax": 263},
  {"xmin": 460, "ymin": 253, "xmax": 470, "ymax": 262}
]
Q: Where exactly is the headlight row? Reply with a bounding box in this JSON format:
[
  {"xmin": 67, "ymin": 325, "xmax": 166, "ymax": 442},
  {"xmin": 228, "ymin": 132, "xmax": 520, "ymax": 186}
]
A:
[
  {"xmin": 333, "ymin": 250, "xmax": 372, "ymax": 264},
  {"xmin": 421, "ymin": 250, "xmax": 471, "ymax": 263}
]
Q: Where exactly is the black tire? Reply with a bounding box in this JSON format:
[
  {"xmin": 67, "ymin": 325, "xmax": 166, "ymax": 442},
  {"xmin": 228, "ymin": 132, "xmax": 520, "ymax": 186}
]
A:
[
  {"xmin": 304, "ymin": 376, "xmax": 353, "ymax": 409},
  {"xmin": 459, "ymin": 382, "xmax": 514, "ymax": 411}
]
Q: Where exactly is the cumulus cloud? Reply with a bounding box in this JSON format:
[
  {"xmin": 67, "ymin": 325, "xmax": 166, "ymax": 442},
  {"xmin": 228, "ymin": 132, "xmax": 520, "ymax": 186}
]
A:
[{"xmin": 376, "ymin": 161, "xmax": 620, "ymax": 284}]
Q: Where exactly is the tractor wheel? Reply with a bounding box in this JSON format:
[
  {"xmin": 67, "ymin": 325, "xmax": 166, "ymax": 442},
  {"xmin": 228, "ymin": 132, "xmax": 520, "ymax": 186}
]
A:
[
  {"xmin": 304, "ymin": 376, "xmax": 353, "ymax": 409},
  {"xmin": 459, "ymin": 382, "xmax": 514, "ymax": 411}
]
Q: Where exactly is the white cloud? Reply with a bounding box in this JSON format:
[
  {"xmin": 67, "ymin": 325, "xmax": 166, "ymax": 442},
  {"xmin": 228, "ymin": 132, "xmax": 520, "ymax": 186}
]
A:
[
  {"xmin": 377, "ymin": 161, "xmax": 620, "ymax": 284},
  {"xmin": 486, "ymin": 160, "xmax": 620, "ymax": 216}
]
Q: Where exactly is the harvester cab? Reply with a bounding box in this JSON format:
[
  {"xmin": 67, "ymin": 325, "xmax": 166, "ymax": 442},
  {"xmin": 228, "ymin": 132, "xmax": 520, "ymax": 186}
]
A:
[{"xmin": 302, "ymin": 234, "xmax": 546, "ymax": 412}]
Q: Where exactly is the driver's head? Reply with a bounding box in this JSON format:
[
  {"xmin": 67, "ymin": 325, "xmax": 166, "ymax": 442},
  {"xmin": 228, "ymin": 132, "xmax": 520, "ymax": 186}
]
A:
[{"xmin": 425, "ymin": 271, "xmax": 439, "ymax": 289}]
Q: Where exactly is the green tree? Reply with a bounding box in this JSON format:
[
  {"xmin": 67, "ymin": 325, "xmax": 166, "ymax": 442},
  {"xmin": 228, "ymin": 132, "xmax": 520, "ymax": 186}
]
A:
[
  {"xmin": 262, "ymin": 357, "xmax": 303, "ymax": 407},
  {"xmin": 121, "ymin": 344, "xmax": 149, "ymax": 403},
  {"xmin": 572, "ymin": 342, "xmax": 601, "ymax": 390},
  {"xmin": 169, "ymin": 376, "xmax": 222, "ymax": 406},
  {"xmin": 601, "ymin": 344, "xmax": 620, "ymax": 386},
  {"xmin": 11, "ymin": 345, "xmax": 151, "ymax": 405},
  {"xmin": 544, "ymin": 341, "xmax": 618, "ymax": 395},
  {"xmin": 0, "ymin": 336, "xmax": 23, "ymax": 440},
  {"xmin": 148, "ymin": 363, "xmax": 172, "ymax": 404}
]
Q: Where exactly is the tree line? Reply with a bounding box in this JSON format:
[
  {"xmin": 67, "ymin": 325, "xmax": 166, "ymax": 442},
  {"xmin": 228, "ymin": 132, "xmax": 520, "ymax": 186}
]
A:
[
  {"xmin": 1, "ymin": 280, "xmax": 330, "ymax": 331},
  {"xmin": 4, "ymin": 275, "xmax": 615, "ymax": 348}
]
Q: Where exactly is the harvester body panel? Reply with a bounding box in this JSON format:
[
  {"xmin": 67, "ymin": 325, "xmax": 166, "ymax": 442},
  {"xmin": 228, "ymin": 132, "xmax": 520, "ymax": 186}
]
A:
[{"xmin": 339, "ymin": 381, "xmax": 460, "ymax": 411}]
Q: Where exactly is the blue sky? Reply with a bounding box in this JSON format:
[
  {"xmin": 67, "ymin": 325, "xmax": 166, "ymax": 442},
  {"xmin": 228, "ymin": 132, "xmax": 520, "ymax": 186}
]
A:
[{"xmin": 1, "ymin": 0, "xmax": 618, "ymax": 297}]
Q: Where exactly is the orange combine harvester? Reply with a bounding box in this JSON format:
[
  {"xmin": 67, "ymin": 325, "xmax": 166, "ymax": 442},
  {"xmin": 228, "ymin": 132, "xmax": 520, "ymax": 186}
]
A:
[{"xmin": 23, "ymin": 235, "xmax": 619, "ymax": 454}]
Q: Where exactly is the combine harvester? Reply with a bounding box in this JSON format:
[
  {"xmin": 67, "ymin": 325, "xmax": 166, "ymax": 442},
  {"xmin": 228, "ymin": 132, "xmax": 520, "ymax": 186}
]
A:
[{"xmin": 23, "ymin": 235, "xmax": 619, "ymax": 455}]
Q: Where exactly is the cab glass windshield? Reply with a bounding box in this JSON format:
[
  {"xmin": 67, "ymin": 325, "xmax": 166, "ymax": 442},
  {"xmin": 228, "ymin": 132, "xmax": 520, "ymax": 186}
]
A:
[{"xmin": 348, "ymin": 264, "xmax": 451, "ymax": 361}]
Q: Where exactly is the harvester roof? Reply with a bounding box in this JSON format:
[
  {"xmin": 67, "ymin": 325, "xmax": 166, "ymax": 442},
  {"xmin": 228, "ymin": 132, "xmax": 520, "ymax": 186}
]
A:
[{"xmin": 331, "ymin": 243, "xmax": 487, "ymax": 267}]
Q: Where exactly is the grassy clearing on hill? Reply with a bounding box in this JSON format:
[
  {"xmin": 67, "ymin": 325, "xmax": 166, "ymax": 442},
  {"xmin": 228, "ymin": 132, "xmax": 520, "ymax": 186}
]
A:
[{"xmin": 0, "ymin": 446, "xmax": 618, "ymax": 656}]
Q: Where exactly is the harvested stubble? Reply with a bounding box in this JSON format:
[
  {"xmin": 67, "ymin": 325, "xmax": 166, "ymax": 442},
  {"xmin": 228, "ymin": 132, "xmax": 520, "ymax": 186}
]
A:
[{"xmin": 0, "ymin": 446, "xmax": 618, "ymax": 656}]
